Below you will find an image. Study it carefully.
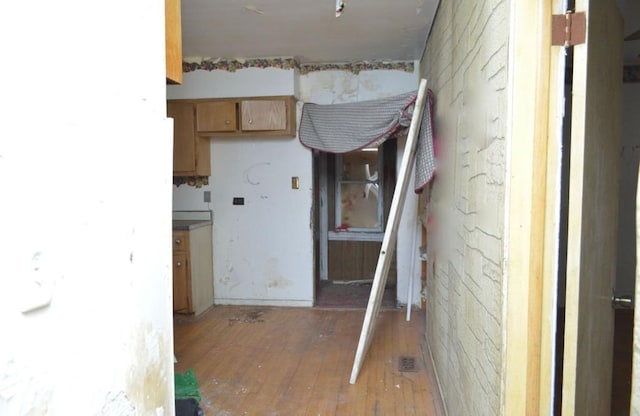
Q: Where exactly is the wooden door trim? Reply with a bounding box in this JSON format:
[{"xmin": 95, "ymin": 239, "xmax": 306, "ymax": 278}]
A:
[{"xmin": 504, "ymin": 0, "xmax": 560, "ymax": 414}]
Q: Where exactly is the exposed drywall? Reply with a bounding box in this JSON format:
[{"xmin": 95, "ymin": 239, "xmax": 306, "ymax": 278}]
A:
[
  {"xmin": 616, "ymin": 83, "xmax": 640, "ymax": 297},
  {"xmin": 299, "ymin": 67, "xmax": 423, "ymax": 305},
  {"xmin": 0, "ymin": 0, "xmax": 174, "ymax": 414},
  {"xmin": 420, "ymin": 0, "xmax": 509, "ymax": 414}
]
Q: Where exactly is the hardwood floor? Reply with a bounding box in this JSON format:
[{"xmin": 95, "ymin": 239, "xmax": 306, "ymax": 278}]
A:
[
  {"xmin": 611, "ymin": 309, "xmax": 633, "ymax": 416},
  {"xmin": 174, "ymin": 306, "xmax": 440, "ymax": 415}
]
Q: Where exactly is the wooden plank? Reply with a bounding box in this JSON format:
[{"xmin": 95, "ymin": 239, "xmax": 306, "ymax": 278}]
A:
[
  {"xmin": 406, "ymin": 200, "xmax": 419, "ymax": 321},
  {"xmin": 349, "ymin": 78, "xmax": 429, "ymax": 384}
]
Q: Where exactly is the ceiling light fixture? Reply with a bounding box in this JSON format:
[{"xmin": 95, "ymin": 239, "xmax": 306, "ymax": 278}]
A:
[{"xmin": 336, "ymin": 0, "xmax": 345, "ymax": 17}]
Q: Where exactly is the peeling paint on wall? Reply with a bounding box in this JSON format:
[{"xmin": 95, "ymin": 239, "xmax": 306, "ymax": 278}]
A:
[
  {"xmin": 99, "ymin": 391, "xmax": 136, "ymax": 415},
  {"xmin": 126, "ymin": 323, "xmax": 171, "ymax": 415}
]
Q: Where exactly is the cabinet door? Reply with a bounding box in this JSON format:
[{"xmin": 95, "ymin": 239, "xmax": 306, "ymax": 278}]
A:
[
  {"xmin": 196, "ymin": 101, "xmax": 237, "ymax": 132},
  {"xmin": 165, "ymin": 0, "xmax": 182, "ymax": 84},
  {"xmin": 168, "ymin": 101, "xmax": 196, "ymax": 173},
  {"xmin": 173, "ymin": 230, "xmax": 189, "ymax": 252},
  {"xmin": 173, "ymin": 253, "xmax": 191, "ymax": 312},
  {"xmin": 241, "ymin": 99, "xmax": 287, "ymax": 131}
]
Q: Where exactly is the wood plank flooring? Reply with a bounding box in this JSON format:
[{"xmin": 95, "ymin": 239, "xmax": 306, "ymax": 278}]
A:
[{"xmin": 174, "ymin": 306, "xmax": 440, "ymax": 415}]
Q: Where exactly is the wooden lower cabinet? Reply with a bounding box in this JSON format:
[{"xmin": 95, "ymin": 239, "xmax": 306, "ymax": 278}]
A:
[
  {"xmin": 173, "ymin": 252, "xmax": 190, "ymax": 312},
  {"xmin": 172, "ymin": 226, "xmax": 214, "ymax": 315}
]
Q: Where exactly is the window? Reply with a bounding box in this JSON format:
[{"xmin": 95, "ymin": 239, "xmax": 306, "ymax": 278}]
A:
[{"xmin": 335, "ymin": 146, "xmax": 383, "ymax": 232}]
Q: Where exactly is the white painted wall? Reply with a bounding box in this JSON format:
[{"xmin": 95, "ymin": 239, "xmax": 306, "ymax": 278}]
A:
[
  {"xmin": 170, "ymin": 67, "xmax": 423, "ymax": 306},
  {"xmin": 299, "ymin": 67, "xmax": 423, "ymax": 305},
  {"xmin": 616, "ymin": 83, "xmax": 640, "ymax": 297},
  {"xmin": 167, "ymin": 67, "xmax": 296, "ymax": 99},
  {"xmin": 0, "ymin": 1, "xmax": 174, "ymax": 414},
  {"xmin": 169, "ymin": 69, "xmax": 314, "ymax": 306}
]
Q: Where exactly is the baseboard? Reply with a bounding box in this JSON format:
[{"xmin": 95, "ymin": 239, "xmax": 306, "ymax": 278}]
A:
[
  {"xmin": 422, "ymin": 335, "xmax": 447, "ymax": 416},
  {"xmin": 214, "ymin": 298, "xmax": 314, "ymax": 307}
]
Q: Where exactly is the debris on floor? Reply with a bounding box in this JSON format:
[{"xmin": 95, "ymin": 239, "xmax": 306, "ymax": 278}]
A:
[
  {"xmin": 175, "ymin": 369, "xmax": 204, "ymax": 416},
  {"xmin": 228, "ymin": 309, "xmax": 265, "ymax": 326}
]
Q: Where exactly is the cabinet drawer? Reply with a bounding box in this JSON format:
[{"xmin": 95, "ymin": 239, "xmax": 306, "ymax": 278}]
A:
[
  {"xmin": 173, "ymin": 231, "xmax": 189, "ymax": 252},
  {"xmin": 196, "ymin": 101, "xmax": 237, "ymax": 132}
]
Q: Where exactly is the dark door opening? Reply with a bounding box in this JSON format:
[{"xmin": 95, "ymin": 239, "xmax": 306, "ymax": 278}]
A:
[{"xmin": 313, "ymin": 140, "xmax": 398, "ymax": 308}]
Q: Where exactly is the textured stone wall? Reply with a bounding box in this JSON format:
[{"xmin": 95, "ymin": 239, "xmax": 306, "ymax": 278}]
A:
[{"xmin": 420, "ymin": 0, "xmax": 509, "ymax": 414}]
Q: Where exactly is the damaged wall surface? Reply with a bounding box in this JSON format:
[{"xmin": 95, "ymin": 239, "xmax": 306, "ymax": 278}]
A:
[
  {"xmin": 169, "ymin": 65, "xmax": 424, "ymax": 306},
  {"xmin": 0, "ymin": 0, "xmax": 175, "ymax": 414}
]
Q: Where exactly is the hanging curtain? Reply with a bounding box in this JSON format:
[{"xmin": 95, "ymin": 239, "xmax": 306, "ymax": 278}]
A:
[{"xmin": 298, "ymin": 90, "xmax": 436, "ymax": 192}]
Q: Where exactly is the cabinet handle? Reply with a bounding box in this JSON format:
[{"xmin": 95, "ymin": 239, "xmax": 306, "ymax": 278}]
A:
[
  {"xmin": 248, "ymin": 119, "xmax": 253, "ymax": 124},
  {"xmin": 224, "ymin": 119, "xmax": 231, "ymax": 125},
  {"xmin": 175, "ymin": 239, "xmax": 181, "ymax": 244},
  {"xmin": 176, "ymin": 261, "xmax": 182, "ymax": 267}
]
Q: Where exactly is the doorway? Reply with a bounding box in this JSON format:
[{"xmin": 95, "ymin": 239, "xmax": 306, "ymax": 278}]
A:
[
  {"xmin": 313, "ymin": 140, "xmax": 398, "ymax": 308},
  {"xmin": 552, "ymin": 7, "xmax": 639, "ymax": 411}
]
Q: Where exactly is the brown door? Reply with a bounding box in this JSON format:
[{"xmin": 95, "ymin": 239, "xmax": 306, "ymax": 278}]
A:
[{"xmin": 561, "ymin": 0, "xmax": 623, "ymax": 413}]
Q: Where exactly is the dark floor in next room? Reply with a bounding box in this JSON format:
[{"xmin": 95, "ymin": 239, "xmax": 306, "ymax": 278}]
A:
[{"xmin": 315, "ymin": 280, "xmax": 397, "ymax": 309}]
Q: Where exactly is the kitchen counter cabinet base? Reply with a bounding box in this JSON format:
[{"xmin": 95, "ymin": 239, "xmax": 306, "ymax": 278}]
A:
[{"xmin": 172, "ymin": 225, "xmax": 214, "ymax": 315}]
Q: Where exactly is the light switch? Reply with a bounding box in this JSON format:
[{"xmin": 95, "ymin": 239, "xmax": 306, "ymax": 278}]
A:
[{"xmin": 291, "ymin": 176, "xmax": 299, "ymax": 189}]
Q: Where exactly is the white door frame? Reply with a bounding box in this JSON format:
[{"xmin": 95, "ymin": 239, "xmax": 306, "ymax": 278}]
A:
[{"xmin": 503, "ymin": 0, "xmax": 564, "ymax": 413}]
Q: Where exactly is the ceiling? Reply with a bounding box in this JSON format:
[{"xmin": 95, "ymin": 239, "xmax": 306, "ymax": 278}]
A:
[
  {"xmin": 180, "ymin": 1, "xmax": 640, "ymax": 65},
  {"xmin": 180, "ymin": 0, "xmax": 439, "ymax": 63}
]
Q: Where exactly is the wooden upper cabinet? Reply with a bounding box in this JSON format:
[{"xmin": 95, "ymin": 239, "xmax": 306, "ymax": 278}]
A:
[
  {"xmin": 168, "ymin": 101, "xmax": 195, "ymax": 172},
  {"xmin": 241, "ymin": 100, "xmax": 287, "ymax": 131},
  {"xmin": 196, "ymin": 101, "xmax": 237, "ymax": 133},
  {"xmin": 165, "ymin": 0, "xmax": 183, "ymax": 84},
  {"xmin": 168, "ymin": 100, "xmax": 211, "ymax": 176},
  {"xmin": 171, "ymin": 96, "xmax": 297, "ymax": 138}
]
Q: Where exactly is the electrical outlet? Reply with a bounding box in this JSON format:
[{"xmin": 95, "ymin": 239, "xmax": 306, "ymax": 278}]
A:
[{"xmin": 204, "ymin": 191, "xmax": 211, "ymax": 203}]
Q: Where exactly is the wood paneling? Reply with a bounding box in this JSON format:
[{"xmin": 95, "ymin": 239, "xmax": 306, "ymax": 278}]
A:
[
  {"xmin": 174, "ymin": 306, "xmax": 439, "ymax": 415},
  {"xmin": 328, "ymin": 240, "xmax": 396, "ymax": 283}
]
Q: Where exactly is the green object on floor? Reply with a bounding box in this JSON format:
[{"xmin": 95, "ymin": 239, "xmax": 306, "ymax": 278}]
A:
[{"xmin": 174, "ymin": 369, "xmax": 202, "ymax": 401}]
